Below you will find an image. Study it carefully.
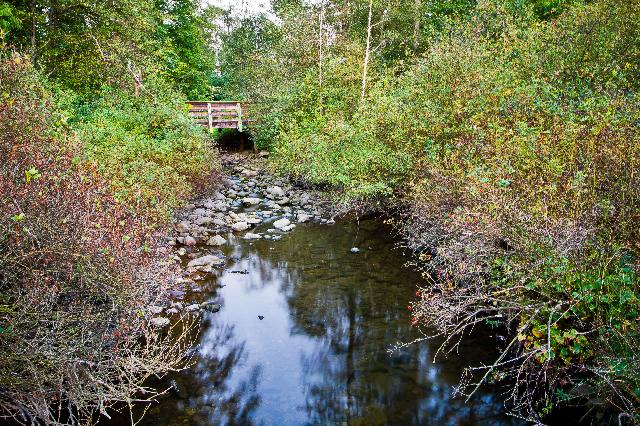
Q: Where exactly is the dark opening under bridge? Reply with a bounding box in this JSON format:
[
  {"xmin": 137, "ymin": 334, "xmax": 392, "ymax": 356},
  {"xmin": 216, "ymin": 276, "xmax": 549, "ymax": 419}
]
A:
[{"xmin": 187, "ymin": 101, "xmax": 252, "ymax": 132}]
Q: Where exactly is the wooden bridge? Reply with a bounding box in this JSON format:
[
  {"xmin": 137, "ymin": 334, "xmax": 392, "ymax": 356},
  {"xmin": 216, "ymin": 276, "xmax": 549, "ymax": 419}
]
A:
[{"xmin": 187, "ymin": 101, "xmax": 252, "ymax": 132}]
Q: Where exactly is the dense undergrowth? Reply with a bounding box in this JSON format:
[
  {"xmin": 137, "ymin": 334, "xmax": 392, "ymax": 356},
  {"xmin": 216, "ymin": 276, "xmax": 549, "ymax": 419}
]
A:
[
  {"xmin": 223, "ymin": 0, "xmax": 640, "ymax": 421},
  {"xmin": 0, "ymin": 22, "xmax": 217, "ymax": 426},
  {"xmin": 0, "ymin": 0, "xmax": 222, "ymax": 421}
]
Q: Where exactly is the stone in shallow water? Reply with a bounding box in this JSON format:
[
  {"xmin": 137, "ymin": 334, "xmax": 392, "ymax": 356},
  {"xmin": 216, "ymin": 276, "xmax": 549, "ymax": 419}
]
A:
[
  {"xmin": 242, "ymin": 197, "xmax": 262, "ymax": 206},
  {"xmin": 281, "ymin": 224, "xmax": 296, "ymax": 232},
  {"xmin": 187, "ymin": 255, "xmax": 225, "ymax": 268},
  {"xmin": 243, "ymin": 232, "xmax": 262, "ymax": 240},
  {"xmin": 273, "ymin": 218, "xmax": 291, "ymax": 229},
  {"xmin": 297, "ymin": 213, "xmax": 311, "ymax": 223},
  {"xmin": 186, "ymin": 304, "xmax": 200, "ymax": 312},
  {"xmin": 350, "ymin": 247, "xmax": 360, "ymax": 253},
  {"xmin": 207, "ymin": 235, "xmax": 227, "ymax": 246},
  {"xmin": 231, "ymin": 221, "xmax": 250, "ymax": 232},
  {"xmin": 201, "ymin": 302, "xmax": 222, "ymax": 313}
]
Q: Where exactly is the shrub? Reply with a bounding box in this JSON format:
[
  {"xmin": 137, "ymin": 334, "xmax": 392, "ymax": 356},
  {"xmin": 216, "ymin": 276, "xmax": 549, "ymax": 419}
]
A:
[
  {"xmin": 0, "ymin": 52, "xmax": 196, "ymax": 424},
  {"xmin": 72, "ymin": 81, "xmax": 218, "ymax": 221},
  {"xmin": 245, "ymin": 0, "xmax": 640, "ymax": 420}
]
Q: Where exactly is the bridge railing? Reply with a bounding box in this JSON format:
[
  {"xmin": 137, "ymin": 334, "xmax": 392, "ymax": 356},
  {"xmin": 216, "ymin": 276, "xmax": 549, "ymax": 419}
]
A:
[{"xmin": 186, "ymin": 101, "xmax": 252, "ymax": 132}]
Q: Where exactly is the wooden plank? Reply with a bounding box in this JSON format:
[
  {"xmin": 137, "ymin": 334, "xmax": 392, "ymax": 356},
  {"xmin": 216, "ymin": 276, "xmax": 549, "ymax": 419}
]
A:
[
  {"xmin": 236, "ymin": 102, "xmax": 243, "ymax": 132},
  {"xmin": 187, "ymin": 100, "xmax": 252, "ymax": 130}
]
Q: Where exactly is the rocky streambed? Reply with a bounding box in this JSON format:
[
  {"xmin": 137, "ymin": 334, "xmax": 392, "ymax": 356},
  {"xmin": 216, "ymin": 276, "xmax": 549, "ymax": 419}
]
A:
[{"xmin": 147, "ymin": 152, "xmax": 336, "ymax": 326}]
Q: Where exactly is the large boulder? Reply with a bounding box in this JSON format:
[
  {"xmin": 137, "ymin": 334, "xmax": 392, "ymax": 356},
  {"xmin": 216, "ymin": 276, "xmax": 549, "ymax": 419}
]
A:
[
  {"xmin": 267, "ymin": 186, "xmax": 286, "ymax": 198},
  {"xmin": 297, "ymin": 213, "xmax": 311, "ymax": 223}
]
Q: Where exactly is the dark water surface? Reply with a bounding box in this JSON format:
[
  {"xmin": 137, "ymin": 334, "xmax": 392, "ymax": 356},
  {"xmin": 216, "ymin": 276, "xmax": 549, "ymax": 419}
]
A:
[{"xmin": 122, "ymin": 219, "xmax": 519, "ymax": 425}]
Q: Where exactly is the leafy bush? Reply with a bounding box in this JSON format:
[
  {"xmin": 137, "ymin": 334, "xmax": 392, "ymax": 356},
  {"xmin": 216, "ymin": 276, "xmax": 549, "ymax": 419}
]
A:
[
  {"xmin": 0, "ymin": 52, "xmax": 197, "ymax": 424},
  {"xmin": 73, "ymin": 81, "xmax": 217, "ymax": 221},
  {"xmin": 239, "ymin": 0, "xmax": 640, "ymax": 420}
]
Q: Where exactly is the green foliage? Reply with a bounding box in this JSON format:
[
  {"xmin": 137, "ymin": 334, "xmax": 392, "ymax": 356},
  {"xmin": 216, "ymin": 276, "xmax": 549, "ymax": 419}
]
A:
[
  {"xmin": 0, "ymin": 2, "xmax": 19, "ymax": 33},
  {"xmin": 155, "ymin": 0, "xmax": 218, "ymax": 99},
  {"xmin": 73, "ymin": 81, "xmax": 216, "ymax": 218}
]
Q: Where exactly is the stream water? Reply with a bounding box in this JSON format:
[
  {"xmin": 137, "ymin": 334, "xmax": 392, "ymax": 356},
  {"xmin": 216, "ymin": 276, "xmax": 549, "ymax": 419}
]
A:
[{"xmin": 119, "ymin": 217, "xmax": 520, "ymax": 425}]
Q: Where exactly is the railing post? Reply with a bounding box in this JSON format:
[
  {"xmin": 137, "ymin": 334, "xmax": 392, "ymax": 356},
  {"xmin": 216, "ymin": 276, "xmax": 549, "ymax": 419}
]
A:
[
  {"xmin": 207, "ymin": 102, "xmax": 213, "ymax": 133},
  {"xmin": 236, "ymin": 102, "xmax": 243, "ymax": 132}
]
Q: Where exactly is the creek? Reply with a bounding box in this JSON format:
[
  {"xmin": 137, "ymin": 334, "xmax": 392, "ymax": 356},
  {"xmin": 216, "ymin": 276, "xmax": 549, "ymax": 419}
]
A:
[{"xmin": 110, "ymin": 155, "xmax": 521, "ymax": 425}]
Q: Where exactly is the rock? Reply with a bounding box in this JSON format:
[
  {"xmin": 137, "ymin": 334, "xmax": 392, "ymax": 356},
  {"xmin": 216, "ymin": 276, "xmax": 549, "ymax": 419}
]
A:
[
  {"xmin": 241, "ymin": 169, "xmax": 258, "ymax": 177},
  {"xmin": 231, "ymin": 221, "xmax": 250, "ymax": 232},
  {"xmin": 177, "ymin": 247, "xmax": 187, "ymax": 256},
  {"xmin": 201, "ymin": 302, "xmax": 221, "ymax": 313},
  {"xmin": 273, "ymin": 218, "xmax": 291, "ymax": 229},
  {"xmin": 222, "ymin": 178, "xmax": 235, "ymax": 188},
  {"xmin": 297, "ymin": 214, "xmax": 311, "ymax": 223},
  {"xmin": 243, "ymin": 232, "xmax": 262, "ymax": 240},
  {"xmin": 195, "ymin": 216, "xmax": 214, "ymax": 226},
  {"xmin": 276, "ymin": 197, "xmax": 290, "ymax": 205},
  {"xmin": 350, "ymin": 247, "xmax": 360, "ymax": 253},
  {"xmin": 242, "ymin": 197, "xmax": 262, "ymax": 206},
  {"xmin": 258, "ymin": 150, "xmax": 269, "ymax": 158},
  {"xmin": 150, "ymin": 317, "xmax": 170, "ymax": 328},
  {"xmin": 246, "ymin": 217, "xmax": 262, "ymax": 225},
  {"xmin": 207, "ymin": 235, "xmax": 227, "ymax": 246},
  {"xmin": 267, "ymin": 186, "xmax": 286, "ymax": 198},
  {"xmin": 186, "ymin": 304, "xmax": 200, "ymax": 312},
  {"xmin": 281, "ymin": 224, "xmax": 296, "ymax": 232},
  {"xmin": 168, "ymin": 290, "xmax": 185, "ymax": 300},
  {"xmin": 175, "ymin": 221, "xmax": 190, "ymax": 233},
  {"xmin": 184, "ymin": 236, "xmax": 197, "ymax": 246},
  {"xmin": 187, "ymin": 255, "xmax": 225, "ymax": 268},
  {"xmin": 258, "ymin": 315, "xmax": 264, "ymax": 320},
  {"xmin": 166, "ymin": 308, "xmax": 179, "ymax": 315},
  {"xmin": 298, "ymin": 213, "xmax": 311, "ymax": 223}
]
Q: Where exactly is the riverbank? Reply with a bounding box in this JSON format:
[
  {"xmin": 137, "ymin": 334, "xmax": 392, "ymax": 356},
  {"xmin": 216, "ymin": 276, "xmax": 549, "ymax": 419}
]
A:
[{"xmin": 147, "ymin": 151, "xmax": 337, "ymax": 324}]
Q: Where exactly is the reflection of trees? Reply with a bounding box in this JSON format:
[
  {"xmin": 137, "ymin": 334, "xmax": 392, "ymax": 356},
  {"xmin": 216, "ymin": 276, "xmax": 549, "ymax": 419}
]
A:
[
  {"xmin": 130, "ymin": 321, "xmax": 262, "ymax": 426},
  {"xmin": 283, "ymin": 219, "xmax": 517, "ymax": 425},
  {"xmin": 122, "ymin": 219, "xmax": 519, "ymax": 425}
]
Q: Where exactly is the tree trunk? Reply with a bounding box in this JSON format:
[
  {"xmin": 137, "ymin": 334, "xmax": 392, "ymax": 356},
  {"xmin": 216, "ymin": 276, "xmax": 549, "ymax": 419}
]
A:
[
  {"xmin": 30, "ymin": 0, "xmax": 36, "ymax": 64},
  {"xmin": 319, "ymin": 1, "xmax": 325, "ymax": 109},
  {"xmin": 413, "ymin": 0, "xmax": 421, "ymax": 53},
  {"xmin": 361, "ymin": 0, "xmax": 373, "ymax": 101}
]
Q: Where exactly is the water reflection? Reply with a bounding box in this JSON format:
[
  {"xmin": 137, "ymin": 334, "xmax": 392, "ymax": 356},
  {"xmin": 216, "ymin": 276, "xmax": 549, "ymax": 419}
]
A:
[{"xmin": 119, "ymin": 219, "xmax": 519, "ymax": 425}]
